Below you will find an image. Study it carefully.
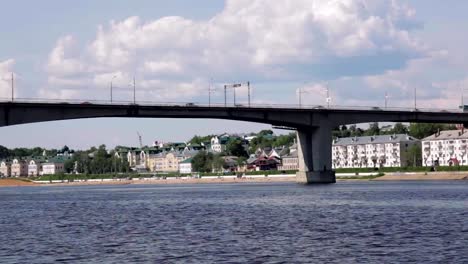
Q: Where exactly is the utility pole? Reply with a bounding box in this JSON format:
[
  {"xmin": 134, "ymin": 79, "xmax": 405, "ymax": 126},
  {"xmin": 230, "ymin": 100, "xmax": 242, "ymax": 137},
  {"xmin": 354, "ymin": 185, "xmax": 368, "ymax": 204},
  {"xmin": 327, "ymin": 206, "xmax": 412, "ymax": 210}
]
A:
[
  {"xmin": 414, "ymin": 86, "xmax": 417, "ymax": 110},
  {"xmin": 110, "ymin": 81, "xmax": 113, "ymax": 103},
  {"xmin": 326, "ymin": 86, "xmax": 330, "ymax": 108},
  {"xmin": 247, "ymin": 81, "xmax": 251, "ymax": 107},
  {"xmin": 298, "ymin": 88, "xmax": 303, "ymax": 108},
  {"xmin": 385, "ymin": 91, "xmax": 388, "ymax": 109},
  {"xmin": 461, "ymin": 81, "xmax": 464, "ymax": 108},
  {"xmin": 233, "ymin": 85, "xmax": 236, "ymax": 106},
  {"xmin": 11, "ymin": 73, "xmax": 14, "ymax": 102},
  {"xmin": 224, "ymin": 85, "xmax": 227, "ymax": 107},
  {"xmin": 208, "ymin": 80, "xmax": 212, "ymax": 107},
  {"xmin": 133, "ymin": 77, "xmax": 136, "ymax": 104}
]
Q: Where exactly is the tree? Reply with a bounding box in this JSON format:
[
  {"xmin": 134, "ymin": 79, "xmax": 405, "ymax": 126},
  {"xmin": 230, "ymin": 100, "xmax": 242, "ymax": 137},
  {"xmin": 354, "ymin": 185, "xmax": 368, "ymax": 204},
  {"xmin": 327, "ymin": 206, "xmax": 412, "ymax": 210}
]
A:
[
  {"xmin": 391, "ymin": 123, "xmax": 408, "ymax": 134},
  {"xmin": 408, "ymin": 123, "xmax": 456, "ymax": 139},
  {"xmin": 0, "ymin": 146, "xmax": 10, "ymax": 159},
  {"xmin": 258, "ymin": 130, "xmax": 274, "ymax": 137},
  {"xmin": 405, "ymin": 144, "xmax": 422, "ymax": 167},
  {"xmin": 364, "ymin": 122, "xmax": 380, "ymax": 136},
  {"xmin": 273, "ymin": 133, "xmax": 295, "ymax": 147},
  {"xmin": 192, "ymin": 151, "xmax": 212, "ymax": 173},
  {"xmin": 212, "ymin": 154, "xmax": 225, "ymax": 172},
  {"xmin": 188, "ymin": 135, "xmax": 213, "ymax": 145},
  {"xmin": 226, "ymin": 139, "xmax": 248, "ymax": 157}
]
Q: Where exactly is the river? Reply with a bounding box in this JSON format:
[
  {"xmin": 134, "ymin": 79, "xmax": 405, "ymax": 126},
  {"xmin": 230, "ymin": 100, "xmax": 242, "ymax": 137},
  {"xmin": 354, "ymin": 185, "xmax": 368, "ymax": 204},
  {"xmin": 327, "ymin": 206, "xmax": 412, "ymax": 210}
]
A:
[{"xmin": 0, "ymin": 181, "xmax": 467, "ymax": 263}]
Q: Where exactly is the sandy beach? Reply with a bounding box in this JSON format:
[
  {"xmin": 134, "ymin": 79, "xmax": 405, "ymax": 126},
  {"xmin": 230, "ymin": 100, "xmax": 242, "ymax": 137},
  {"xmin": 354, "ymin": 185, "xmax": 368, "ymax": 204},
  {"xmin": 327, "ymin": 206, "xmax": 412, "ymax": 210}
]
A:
[{"xmin": 1, "ymin": 172, "xmax": 467, "ymax": 187}]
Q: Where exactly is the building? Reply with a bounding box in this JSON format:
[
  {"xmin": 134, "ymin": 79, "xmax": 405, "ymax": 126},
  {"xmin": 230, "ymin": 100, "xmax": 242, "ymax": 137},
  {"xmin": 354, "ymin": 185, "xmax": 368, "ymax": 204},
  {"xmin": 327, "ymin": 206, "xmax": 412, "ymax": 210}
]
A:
[
  {"xmin": 42, "ymin": 158, "xmax": 65, "ymax": 175},
  {"xmin": 421, "ymin": 129, "xmax": 468, "ymax": 167},
  {"xmin": 247, "ymin": 148, "xmax": 282, "ymax": 171},
  {"xmin": 210, "ymin": 135, "xmax": 230, "ymax": 153},
  {"xmin": 179, "ymin": 158, "xmax": 193, "ymax": 174},
  {"xmin": 149, "ymin": 150, "xmax": 198, "ymax": 173},
  {"xmin": 332, "ymin": 134, "xmax": 420, "ymax": 168},
  {"xmin": 0, "ymin": 161, "xmax": 11, "ymax": 177},
  {"xmin": 11, "ymin": 159, "xmax": 28, "ymax": 177},
  {"xmin": 278, "ymin": 150, "xmax": 299, "ymax": 171},
  {"xmin": 28, "ymin": 159, "xmax": 44, "ymax": 177}
]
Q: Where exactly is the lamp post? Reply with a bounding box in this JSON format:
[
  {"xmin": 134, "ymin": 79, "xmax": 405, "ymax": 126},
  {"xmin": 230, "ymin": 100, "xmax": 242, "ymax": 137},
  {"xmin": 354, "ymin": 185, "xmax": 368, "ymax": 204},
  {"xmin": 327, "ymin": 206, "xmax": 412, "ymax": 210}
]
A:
[
  {"xmin": 414, "ymin": 86, "xmax": 417, "ymax": 110},
  {"xmin": 133, "ymin": 77, "xmax": 136, "ymax": 104},
  {"xmin": 325, "ymin": 85, "xmax": 331, "ymax": 108},
  {"xmin": 297, "ymin": 87, "xmax": 312, "ymax": 108},
  {"xmin": 11, "ymin": 73, "xmax": 14, "ymax": 102},
  {"xmin": 385, "ymin": 91, "xmax": 388, "ymax": 109},
  {"xmin": 224, "ymin": 83, "xmax": 242, "ymax": 106},
  {"xmin": 208, "ymin": 79, "xmax": 214, "ymax": 107},
  {"xmin": 247, "ymin": 81, "xmax": 251, "ymax": 107},
  {"xmin": 110, "ymin": 75, "xmax": 116, "ymax": 103}
]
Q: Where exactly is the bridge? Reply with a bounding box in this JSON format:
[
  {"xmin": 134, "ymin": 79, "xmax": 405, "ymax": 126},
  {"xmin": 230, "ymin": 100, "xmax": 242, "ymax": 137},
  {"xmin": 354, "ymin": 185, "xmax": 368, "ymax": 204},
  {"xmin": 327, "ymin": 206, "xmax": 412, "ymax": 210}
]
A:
[{"xmin": 1, "ymin": 100, "xmax": 467, "ymax": 184}]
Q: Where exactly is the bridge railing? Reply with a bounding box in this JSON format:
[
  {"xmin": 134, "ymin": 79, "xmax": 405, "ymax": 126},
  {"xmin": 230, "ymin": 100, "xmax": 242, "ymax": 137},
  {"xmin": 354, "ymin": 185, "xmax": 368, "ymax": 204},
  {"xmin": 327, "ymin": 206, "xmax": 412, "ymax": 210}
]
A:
[{"xmin": 0, "ymin": 97, "xmax": 463, "ymax": 113}]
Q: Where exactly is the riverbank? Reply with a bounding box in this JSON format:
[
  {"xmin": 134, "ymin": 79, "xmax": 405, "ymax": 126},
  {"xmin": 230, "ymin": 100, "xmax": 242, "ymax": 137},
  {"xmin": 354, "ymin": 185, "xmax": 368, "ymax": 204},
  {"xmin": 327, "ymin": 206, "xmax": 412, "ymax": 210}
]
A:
[
  {"xmin": 2, "ymin": 172, "xmax": 467, "ymax": 187},
  {"xmin": 0, "ymin": 179, "xmax": 36, "ymax": 186},
  {"xmin": 374, "ymin": 172, "xmax": 468, "ymax": 181}
]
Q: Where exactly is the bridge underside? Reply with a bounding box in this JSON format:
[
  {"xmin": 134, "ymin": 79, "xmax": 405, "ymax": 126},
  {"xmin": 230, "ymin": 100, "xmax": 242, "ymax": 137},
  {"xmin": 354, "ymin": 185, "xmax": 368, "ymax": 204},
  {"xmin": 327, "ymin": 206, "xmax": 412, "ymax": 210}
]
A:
[{"xmin": 2, "ymin": 102, "xmax": 468, "ymax": 184}]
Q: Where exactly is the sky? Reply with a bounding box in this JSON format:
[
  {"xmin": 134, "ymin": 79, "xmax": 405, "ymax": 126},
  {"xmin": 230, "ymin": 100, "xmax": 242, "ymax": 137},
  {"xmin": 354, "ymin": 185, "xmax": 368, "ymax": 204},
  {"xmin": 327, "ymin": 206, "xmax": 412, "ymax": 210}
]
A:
[{"xmin": 1, "ymin": 0, "xmax": 468, "ymax": 149}]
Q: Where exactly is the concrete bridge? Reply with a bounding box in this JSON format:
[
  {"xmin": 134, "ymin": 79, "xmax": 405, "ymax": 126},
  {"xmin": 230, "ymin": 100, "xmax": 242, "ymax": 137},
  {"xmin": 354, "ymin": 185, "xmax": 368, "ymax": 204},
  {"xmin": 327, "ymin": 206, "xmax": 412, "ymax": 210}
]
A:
[{"xmin": 1, "ymin": 101, "xmax": 467, "ymax": 184}]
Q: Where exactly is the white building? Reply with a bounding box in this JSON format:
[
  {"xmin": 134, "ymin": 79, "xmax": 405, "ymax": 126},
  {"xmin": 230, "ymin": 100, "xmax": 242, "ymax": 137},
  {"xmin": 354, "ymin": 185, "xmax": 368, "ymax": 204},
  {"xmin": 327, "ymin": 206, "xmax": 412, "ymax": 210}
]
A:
[
  {"xmin": 179, "ymin": 158, "xmax": 193, "ymax": 174},
  {"xmin": 28, "ymin": 160, "xmax": 43, "ymax": 177},
  {"xmin": 421, "ymin": 129, "xmax": 468, "ymax": 167},
  {"xmin": 210, "ymin": 135, "xmax": 229, "ymax": 153},
  {"xmin": 0, "ymin": 161, "xmax": 11, "ymax": 177},
  {"xmin": 332, "ymin": 134, "xmax": 420, "ymax": 169},
  {"xmin": 11, "ymin": 159, "xmax": 28, "ymax": 177},
  {"xmin": 42, "ymin": 160, "xmax": 65, "ymax": 175}
]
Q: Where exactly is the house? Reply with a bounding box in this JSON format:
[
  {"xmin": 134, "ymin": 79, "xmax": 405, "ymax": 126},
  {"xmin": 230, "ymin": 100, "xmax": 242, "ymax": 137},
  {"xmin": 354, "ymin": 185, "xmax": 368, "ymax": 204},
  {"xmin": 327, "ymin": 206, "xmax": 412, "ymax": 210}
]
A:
[
  {"xmin": 11, "ymin": 159, "xmax": 28, "ymax": 177},
  {"xmin": 332, "ymin": 134, "xmax": 420, "ymax": 168},
  {"xmin": 0, "ymin": 161, "xmax": 11, "ymax": 177},
  {"xmin": 179, "ymin": 158, "xmax": 193, "ymax": 174},
  {"xmin": 247, "ymin": 148, "xmax": 282, "ymax": 171},
  {"xmin": 421, "ymin": 129, "xmax": 468, "ymax": 167},
  {"xmin": 28, "ymin": 158, "xmax": 45, "ymax": 177},
  {"xmin": 42, "ymin": 158, "xmax": 65, "ymax": 175},
  {"xmin": 222, "ymin": 156, "xmax": 239, "ymax": 172}
]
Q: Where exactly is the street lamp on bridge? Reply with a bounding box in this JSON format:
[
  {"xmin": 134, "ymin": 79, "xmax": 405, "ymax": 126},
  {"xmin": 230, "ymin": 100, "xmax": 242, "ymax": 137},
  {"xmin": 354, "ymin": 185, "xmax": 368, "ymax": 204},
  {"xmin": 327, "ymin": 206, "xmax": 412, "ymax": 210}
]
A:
[
  {"xmin": 224, "ymin": 82, "xmax": 251, "ymax": 107},
  {"xmin": 110, "ymin": 75, "xmax": 117, "ymax": 103},
  {"xmin": 297, "ymin": 87, "xmax": 312, "ymax": 108}
]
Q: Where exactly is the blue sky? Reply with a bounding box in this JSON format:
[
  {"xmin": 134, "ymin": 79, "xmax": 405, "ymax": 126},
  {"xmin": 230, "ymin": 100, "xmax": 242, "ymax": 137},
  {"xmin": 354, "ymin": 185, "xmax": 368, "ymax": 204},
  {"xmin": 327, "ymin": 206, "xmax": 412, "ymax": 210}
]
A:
[{"xmin": 1, "ymin": 0, "xmax": 468, "ymax": 149}]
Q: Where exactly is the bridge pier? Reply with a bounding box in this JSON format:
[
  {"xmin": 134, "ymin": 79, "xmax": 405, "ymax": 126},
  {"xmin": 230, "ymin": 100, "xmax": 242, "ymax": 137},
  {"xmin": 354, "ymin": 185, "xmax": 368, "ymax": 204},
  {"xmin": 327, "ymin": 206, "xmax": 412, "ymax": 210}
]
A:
[{"xmin": 296, "ymin": 125, "xmax": 336, "ymax": 184}]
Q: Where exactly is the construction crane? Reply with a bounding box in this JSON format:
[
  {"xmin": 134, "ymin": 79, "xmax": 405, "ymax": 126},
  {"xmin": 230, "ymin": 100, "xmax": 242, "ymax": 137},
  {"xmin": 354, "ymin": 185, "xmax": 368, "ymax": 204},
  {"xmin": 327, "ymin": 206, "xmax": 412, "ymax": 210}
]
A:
[{"xmin": 137, "ymin": 132, "xmax": 143, "ymax": 148}]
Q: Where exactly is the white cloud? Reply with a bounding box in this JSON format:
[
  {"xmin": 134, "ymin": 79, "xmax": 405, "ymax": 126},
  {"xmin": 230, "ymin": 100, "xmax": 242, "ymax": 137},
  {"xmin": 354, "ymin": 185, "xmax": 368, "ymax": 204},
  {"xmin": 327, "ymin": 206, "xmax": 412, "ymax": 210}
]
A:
[
  {"xmin": 44, "ymin": 0, "xmax": 424, "ymax": 101},
  {"xmin": 0, "ymin": 59, "xmax": 15, "ymax": 99}
]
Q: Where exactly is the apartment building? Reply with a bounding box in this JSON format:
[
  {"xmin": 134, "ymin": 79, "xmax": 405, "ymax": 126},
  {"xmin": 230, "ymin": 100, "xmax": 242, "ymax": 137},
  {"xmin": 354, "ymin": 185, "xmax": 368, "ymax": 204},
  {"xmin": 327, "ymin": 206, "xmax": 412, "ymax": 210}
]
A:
[
  {"xmin": 421, "ymin": 129, "xmax": 468, "ymax": 166},
  {"xmin": 332, "ymin": 134, "xmax": 420, "ymax": 168}
]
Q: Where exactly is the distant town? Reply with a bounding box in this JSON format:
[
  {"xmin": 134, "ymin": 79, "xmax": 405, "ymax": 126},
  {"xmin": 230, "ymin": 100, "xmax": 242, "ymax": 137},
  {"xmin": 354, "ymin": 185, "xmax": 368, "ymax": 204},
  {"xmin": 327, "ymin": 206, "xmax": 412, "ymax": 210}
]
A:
[{"xmin": 0, "ymin": 122, "xmax": 467, "ymax": 178}]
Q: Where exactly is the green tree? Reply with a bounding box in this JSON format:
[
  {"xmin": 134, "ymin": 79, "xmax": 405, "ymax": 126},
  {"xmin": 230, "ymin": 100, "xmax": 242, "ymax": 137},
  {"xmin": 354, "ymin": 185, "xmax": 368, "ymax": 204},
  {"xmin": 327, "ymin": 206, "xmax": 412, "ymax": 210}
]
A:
[
  {"xmin": 226, "ymin": 139, "xmax": 248, "ymax": 157},
  {"xmin": 192, "ymin": 151, "xmax": 212, "ymax": 173},
  {"xmin": 364, "ymin": 122, "xmax": 380, "ymax": 136},
  {"xmin": 0, "ymin": 146, "xmax": 10, "ymax": 159},
  {"xmin": 408, "ymin": 123, "xmax": 456, "ymax": 139},
  {"xmin": 404, "ymin": 144, "xmax": 422, "ymax": 167},
  {"xmin": 391, "ymin": 123, "xmax": 408, "ymax": 134}
]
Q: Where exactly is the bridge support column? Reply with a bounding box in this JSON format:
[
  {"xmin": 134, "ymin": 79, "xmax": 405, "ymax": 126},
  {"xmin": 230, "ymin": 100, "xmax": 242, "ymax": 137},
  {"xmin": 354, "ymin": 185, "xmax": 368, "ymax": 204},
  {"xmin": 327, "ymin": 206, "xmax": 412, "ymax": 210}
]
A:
[{"xmin": 296, "ymin": 125, "xmax": 336, "ymax": 184}]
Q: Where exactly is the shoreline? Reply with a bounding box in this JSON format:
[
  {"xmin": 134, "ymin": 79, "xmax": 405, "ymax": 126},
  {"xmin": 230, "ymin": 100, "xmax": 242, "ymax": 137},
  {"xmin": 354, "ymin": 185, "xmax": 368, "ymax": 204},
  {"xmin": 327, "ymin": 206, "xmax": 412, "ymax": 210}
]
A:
[{"xmin": 1, "ymin": 172, "xmax": 467, "ymax": 187}]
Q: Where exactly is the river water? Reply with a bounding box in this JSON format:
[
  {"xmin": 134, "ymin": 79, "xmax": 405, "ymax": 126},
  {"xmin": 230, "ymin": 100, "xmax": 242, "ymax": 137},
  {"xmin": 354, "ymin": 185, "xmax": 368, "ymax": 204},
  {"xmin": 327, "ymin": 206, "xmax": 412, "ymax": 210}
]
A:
[{"xmin": 0, "ymin": 181, "xmax": 467, "ymax": 263}]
